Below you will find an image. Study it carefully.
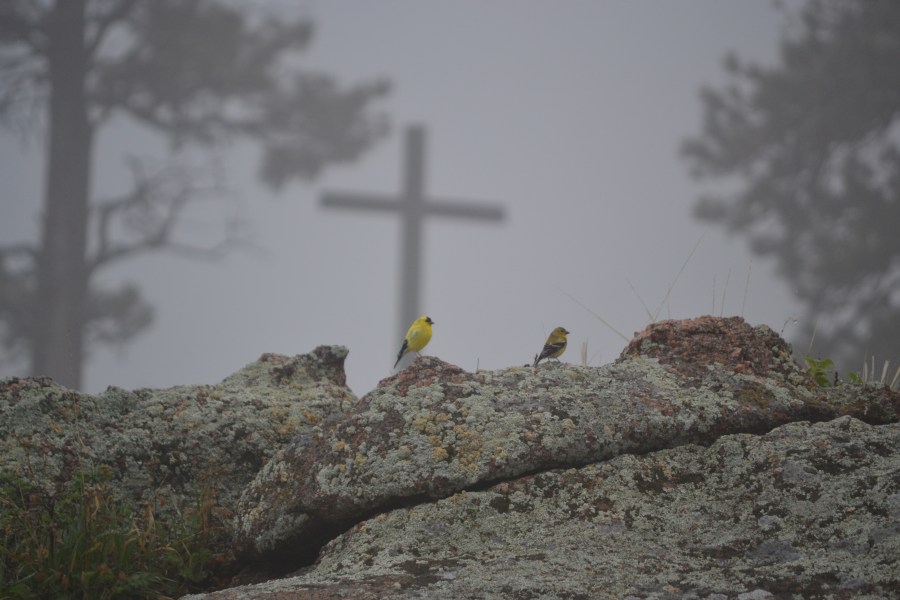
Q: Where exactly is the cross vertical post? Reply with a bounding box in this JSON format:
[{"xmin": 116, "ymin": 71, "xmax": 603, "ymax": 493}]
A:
[
  {"xmin": 321, "ymin": 124, "xmax": 505, "ymax": 359},
  {"xmin": 400, "ymin": 126, "xmax": 425, "ymax": 334}
]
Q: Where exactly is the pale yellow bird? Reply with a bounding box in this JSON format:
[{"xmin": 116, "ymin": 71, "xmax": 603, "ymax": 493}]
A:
[
  {"xmin": 533, "ymin": 326, "xmax": 569, "ymax": 367},
  {"xmin": 394, "ymin": 315, "xmax": 435, "ymax": 368}
]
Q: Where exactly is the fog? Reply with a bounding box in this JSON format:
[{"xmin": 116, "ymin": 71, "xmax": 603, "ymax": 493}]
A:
[{"xmin": 0, "ymin": 2, "xmax": 799, "ymax": 396}]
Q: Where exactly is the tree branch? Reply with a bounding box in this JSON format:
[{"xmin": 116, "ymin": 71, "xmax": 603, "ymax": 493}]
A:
[{"xmin": 87, "ymin": 157, "xmax": 257, "ymax": 274}]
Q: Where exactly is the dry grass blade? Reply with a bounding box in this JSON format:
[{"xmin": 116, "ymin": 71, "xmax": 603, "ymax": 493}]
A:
[
  {"xmin": 561, "ymin": 290, "xmax": 629, "ymax": 342},
  {"xmin": 652, "ymin": 231, "xmax": 706, "ymax": 322},
  {"xmin": 741, "ymin": 262, "xmax": 752, "ymax": 318},
  {"xmin": 719, "ymin": 268, "xmax": 731, "ymax": 317},
  {"xmin": 806, "ymin": 321, "xmax": 819, "ymax": 357},
  {"xmin": 625, "ymin": 277, "xmax": 653, "ymax": 322}
]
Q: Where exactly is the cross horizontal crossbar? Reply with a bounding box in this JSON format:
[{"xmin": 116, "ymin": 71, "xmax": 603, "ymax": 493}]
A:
[{"xmin": 322, "ymin": 191, "xmax": 505, "ymax": 221}]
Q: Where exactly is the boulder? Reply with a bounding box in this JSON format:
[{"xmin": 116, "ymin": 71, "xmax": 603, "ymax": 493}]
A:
[
  {"xmin": 7, "ymin": 318, "xmax": 898, "ymax": 597},
  {"xmin": 190, "ymin": 416, "xmax": 900, "ymax": 598},
  {"xmin": 0, "ymin": 346, "xmax": 355, "ymax": 516},
  {"xmin": 232, "ymin": 317, "xmax": 899, "ymax": 567}
]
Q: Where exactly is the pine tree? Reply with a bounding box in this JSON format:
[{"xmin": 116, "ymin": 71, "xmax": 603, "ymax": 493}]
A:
[
  {"xmin": 0, "ymin": 0, "xmax": 389, "ymax": 387},
  {"xmin": 682, "ymin": 0, "xmax": 900, "ymax": 373}
]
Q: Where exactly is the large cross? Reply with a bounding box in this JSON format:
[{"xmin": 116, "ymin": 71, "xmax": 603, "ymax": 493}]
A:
[{"xmin": 321, "ymin": 124, "xmax": 505, "ymax": 340}]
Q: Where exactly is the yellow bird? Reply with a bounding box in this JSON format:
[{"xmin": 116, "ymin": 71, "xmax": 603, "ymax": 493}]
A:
[
  {"xmin": 533, "ymin": 326, "xmax": 569, "ymax": 367},
  {"xmin": 394, "ymin": 315, "xmax": 435, "ymax": 368}
]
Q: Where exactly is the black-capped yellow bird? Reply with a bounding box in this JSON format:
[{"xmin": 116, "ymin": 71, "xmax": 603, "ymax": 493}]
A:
[
  {"xmin": 533, "ymin": 326, "xmax": 569, "ymax": 367},
  {"xmin": 394, "ymin": 316, "xmax": 435, "ymax": 368}
]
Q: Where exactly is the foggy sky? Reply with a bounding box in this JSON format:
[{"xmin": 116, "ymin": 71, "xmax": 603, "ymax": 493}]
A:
[{"xmin": 0, "ymin": 1, "xmax": 799, "ymax": 396}]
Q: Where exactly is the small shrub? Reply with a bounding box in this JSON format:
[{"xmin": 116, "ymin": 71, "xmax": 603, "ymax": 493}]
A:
[
  {"xmin": 803, "ymin": 357, "xmax": 835, "ymax": 387},
  {"xmin": 0, "ymin": 466, "xmax": 230, "ymax": 599}
]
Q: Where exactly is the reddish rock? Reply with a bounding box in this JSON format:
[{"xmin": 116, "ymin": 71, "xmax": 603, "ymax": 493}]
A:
[{"xmin": 620, "ymin": 316, "xmax": 800, "ymax": 383}]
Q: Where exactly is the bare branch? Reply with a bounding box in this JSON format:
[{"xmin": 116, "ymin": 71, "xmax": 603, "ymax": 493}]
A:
[
  {"xmin": 87, "ymin": 157, "xmax": 257, "ymax": 273},
  {"xmin": 89, "ymin": 161, "xmax": 192, "ymax": 270}
]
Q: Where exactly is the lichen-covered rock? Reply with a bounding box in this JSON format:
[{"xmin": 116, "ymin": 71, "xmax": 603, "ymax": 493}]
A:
[
  {"xmin": 233, "ymin": 318, "xmax": 900, "ymax": 565},
  {"xmin": 0, "ymin": 346, "xmax": 355, "ymax": 516},
  {"xmin": 187, "ymin": 416, "xmax": 900, "ymax": 599},
  {"xmin": 621, "ymin": 316, "xmax": 800, "ymax": 383}
]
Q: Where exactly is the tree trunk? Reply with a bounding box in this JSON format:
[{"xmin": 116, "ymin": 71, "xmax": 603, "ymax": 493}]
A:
[{"xmin": 31, "ymin": 0, "xmax": 92, "ymax": 389}]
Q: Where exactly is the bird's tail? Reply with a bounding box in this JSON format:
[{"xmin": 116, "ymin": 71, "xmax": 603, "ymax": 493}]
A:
[{"xmin": 394, "ymin": 341, "xmax": 408, "ymax": 369}]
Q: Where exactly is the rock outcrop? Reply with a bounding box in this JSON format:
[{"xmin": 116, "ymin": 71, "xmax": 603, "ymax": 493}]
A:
[
  {"xmin": 192, "ymin": 416, "xmax": 900, "ymax": 599},
  {"xmin": 0, "ymin": 346, "xmax": 355, "ymax": 516},
  {"xmin": 232, "ymin": 317, "xmax": 898, "ymax": 568},
  {"xmin": 4, "ymin": 317, "xmax": 899, "ymax": 598}
]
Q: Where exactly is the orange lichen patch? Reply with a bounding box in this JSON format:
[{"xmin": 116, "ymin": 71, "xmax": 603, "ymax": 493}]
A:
[{"xmin": 452, "ymin": 425, "xmax": 486, "ymax": 475}]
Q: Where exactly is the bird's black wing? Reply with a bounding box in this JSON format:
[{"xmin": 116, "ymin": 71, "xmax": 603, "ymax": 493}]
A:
[{"xmin": 534, "ymin": 341, "xmax": 566, "ymax": 366}]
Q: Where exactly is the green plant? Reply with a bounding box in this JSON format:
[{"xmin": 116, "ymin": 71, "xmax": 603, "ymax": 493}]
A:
[
  {"xmin": 804, "ymin": 354, "xmax": 900, "ymax": 391},
  {"xmin": 0, "ymin": 466, "xmax": 230, "ymax": 599},
  {"xmin": 803, "ymin": 357, "xmax": 836, "ymax": 387}
]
